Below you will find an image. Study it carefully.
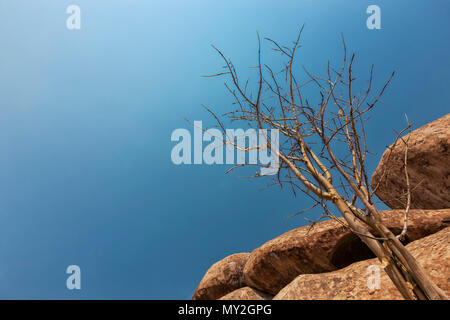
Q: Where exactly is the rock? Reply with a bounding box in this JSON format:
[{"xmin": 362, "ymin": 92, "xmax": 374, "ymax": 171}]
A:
[
  {"xmin": 243, "ymin": 209, "xmax": 450, "ymax": 295},
  {"xmin": 273, "ymin": 227, "xmax": 450, "ymax": 300},
  {"xmin": 192, "ymin": 253, "xmax": 250, "ymax": 300},
  {"xmin": 219, "ymin": 287, "xmax": 273, "ymax": 300},
  {"xmin": 371, "ymin": 113, "xmax": 450, "ymax": 209}
]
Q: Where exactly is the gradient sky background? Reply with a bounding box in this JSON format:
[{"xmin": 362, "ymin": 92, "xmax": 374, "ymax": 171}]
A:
[{"xmin": 0, "ymin": 0, "xmax": 449, "ymax": 299}]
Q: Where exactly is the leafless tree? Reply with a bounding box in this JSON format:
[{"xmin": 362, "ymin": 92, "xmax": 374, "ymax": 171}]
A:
[{"xmin": 203, "ymin": 26, "xmax": 448, "ymax": 300}]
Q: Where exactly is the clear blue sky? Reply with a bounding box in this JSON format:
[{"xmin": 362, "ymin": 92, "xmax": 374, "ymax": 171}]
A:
[{"xmin": 0, "ymin": 0, "xmax": 448, "ymax": 299}]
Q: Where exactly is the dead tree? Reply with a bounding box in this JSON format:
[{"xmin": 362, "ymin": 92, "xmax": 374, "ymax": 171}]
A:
[{"xmin": 204, "ymin": 26, "xmax": 448, "ymax": 300}]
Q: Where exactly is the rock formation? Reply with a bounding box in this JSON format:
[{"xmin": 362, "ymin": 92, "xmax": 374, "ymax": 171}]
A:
[
  {"xmin": 192, "ymin": 209, "xmax": 449, "ymax": 299},
  {"xmin": 371, "ymin": 113, "xmax": 450, "ymax": 209},
  {"xmin": 192, "ymin": 253, "xmax": 249, "ymax": 300},
  {"xmin": 273, "ymin": 227, "xmax": 449, "ymax": 300},
  {"xmin": 219, "ymin": 287, "xmax": 273, "ymax": 300},
  {"xmin": 242, "ymin": 209, "xmax": 449, "ymax": 294}
]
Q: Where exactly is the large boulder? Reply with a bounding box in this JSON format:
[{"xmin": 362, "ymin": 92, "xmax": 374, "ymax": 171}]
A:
[
  {"xmin": 273, "ymin": 227, "xmax": 450, "ymax": 300},
  {"xmin": 243, "ymin": 209, "xmax": 450, "ymax": 295},
  {"xmin": 192, "ymin": 253, "xmax": 250, "ymax": 300},
  {"xmin": 371, "ymin": 113, "xmax": 450, "ymax": 209},
  {"xmin": 219, "ymin": 287, "xmax": 273, "ymax": 300}
]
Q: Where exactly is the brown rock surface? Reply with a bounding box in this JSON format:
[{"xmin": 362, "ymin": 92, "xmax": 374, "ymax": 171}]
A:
[
  {"xmin": 192, "ymin": 253, "xmax": 250, "ymax": 300},
  {"xmin": 273, "ymin": 227, "xmax": 450, "ymax": 300},
  {"xmin": 219, "ymin": 287, "xmax": 273, "ymax": 300},
  {"xmin": 371, "ymin": 113, "xmax": 450, "ymax": 209},
  {"xmin": 243, "ymin": 209, "xmax": 450, "ymax": 295}
]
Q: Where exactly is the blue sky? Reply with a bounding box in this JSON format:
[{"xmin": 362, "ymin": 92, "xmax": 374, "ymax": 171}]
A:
[{"xmin": 0, "ymin": 0, "xmax": 448, "ymax": 299}]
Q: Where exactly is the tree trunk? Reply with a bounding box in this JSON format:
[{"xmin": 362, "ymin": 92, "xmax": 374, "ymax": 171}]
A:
[{"xmin": 333, "ymin": 197, "xmax": 448, "ymax": 300}]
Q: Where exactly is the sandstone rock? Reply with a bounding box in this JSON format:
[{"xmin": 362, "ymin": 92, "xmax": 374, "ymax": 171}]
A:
[
  {"xmin": 273, "ymin": 227, "xmax": 450, "ymax": 300},
  {"xmin": 371, "ymin": 113, "xmax": 450, "ymax": 209},
  {"xmin": 192, "ymin": 253, "xmax": 250, "ymax": 300},
  {"xmin": 243, "ymin": 209, "xmax": 450, "ymax": 295},
  {"xmin": 219, "ymin": 287, "xmax": 273, "ymax": 300}
]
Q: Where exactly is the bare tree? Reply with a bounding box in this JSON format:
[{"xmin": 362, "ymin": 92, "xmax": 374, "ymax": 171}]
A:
[{"xmin": 204, "ymin": 26, "xmax": 448, "ymax": 300}]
